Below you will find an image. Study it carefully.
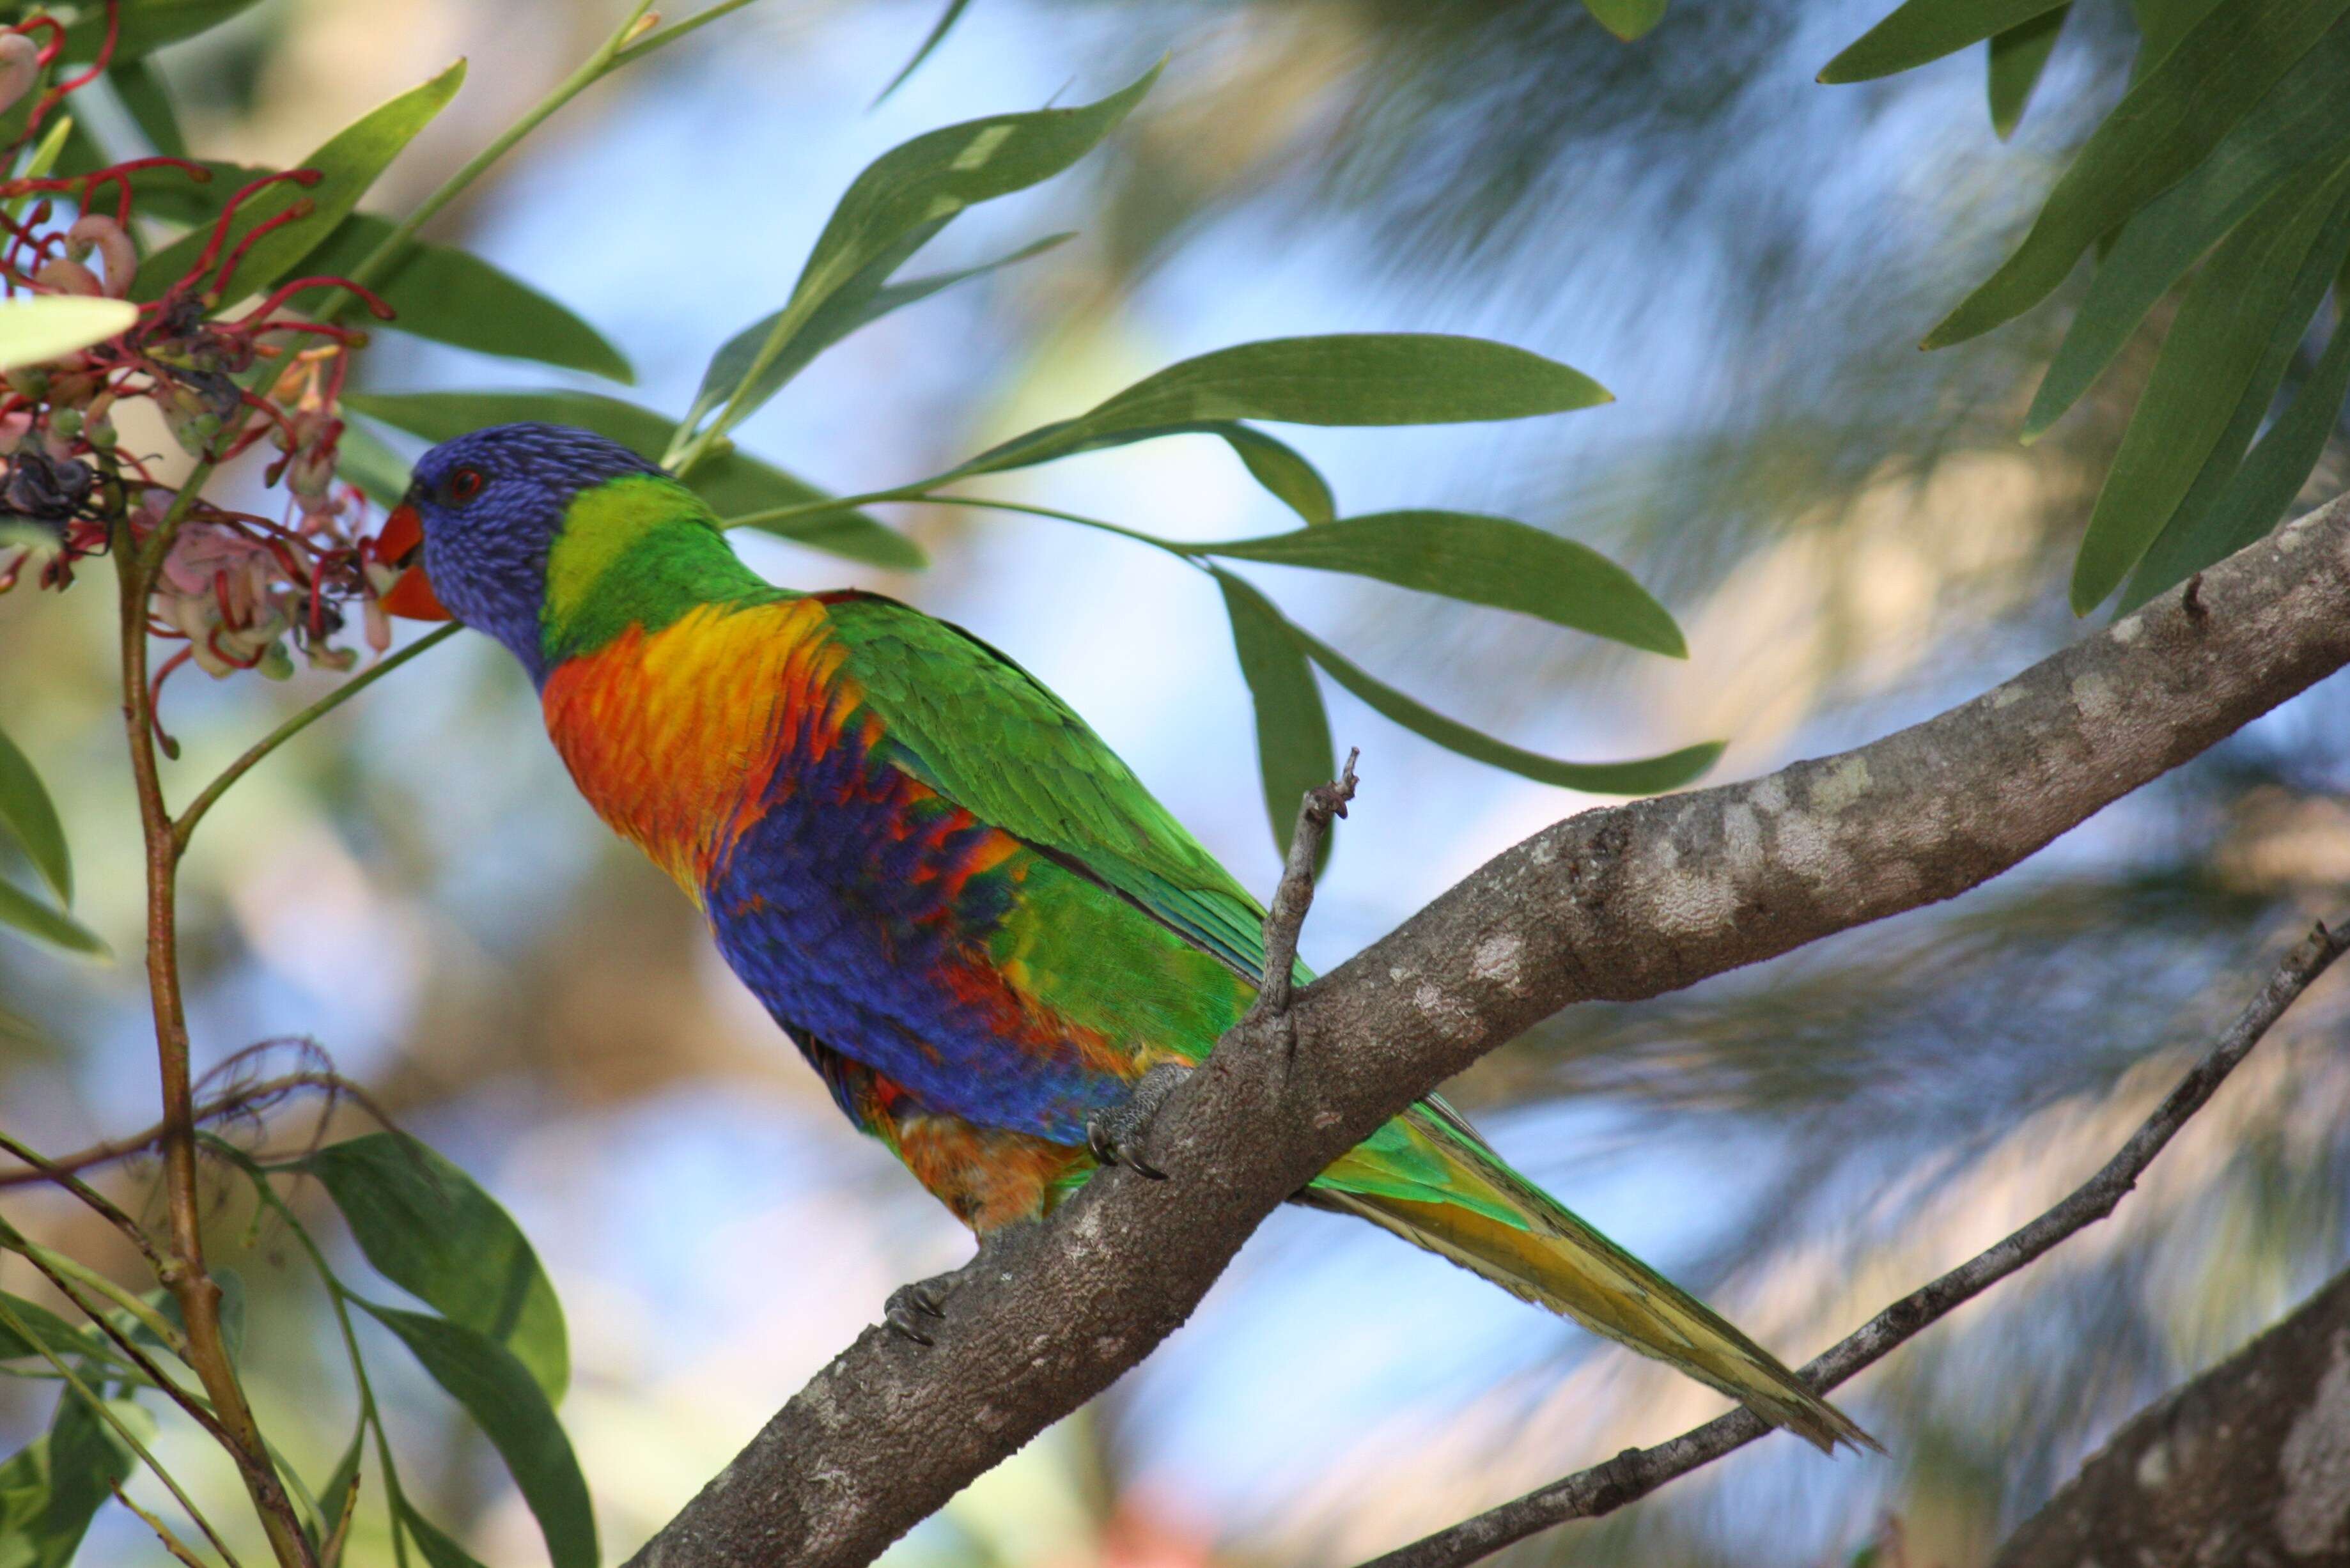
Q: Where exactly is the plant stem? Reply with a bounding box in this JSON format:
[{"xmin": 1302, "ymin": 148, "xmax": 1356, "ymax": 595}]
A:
[
  {"xmin": 175, "ymin": 623, "xmax": 460, "ymax": 853},
  {"xmin": 113, "ymin": 518, "xmax": 318, "ymax": 1568},
  {"xmin": 610, "ymin": 0, "xmax": 771, "ymax": 66},
  {"xmin": 721, "ymin": 485, "xmax": 1203, "ymax": 561}
]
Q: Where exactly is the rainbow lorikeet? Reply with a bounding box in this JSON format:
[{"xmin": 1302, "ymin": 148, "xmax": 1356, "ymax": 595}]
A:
[{"xmin": 375, "ymin": 422, "xmax": 1869, "ymax": 1451}]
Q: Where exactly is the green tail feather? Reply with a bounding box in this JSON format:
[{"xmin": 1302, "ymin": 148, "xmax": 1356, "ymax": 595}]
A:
[{"xmin": 1307, "ymin": 1101, "xmax": 1877, "ymax": 1454}]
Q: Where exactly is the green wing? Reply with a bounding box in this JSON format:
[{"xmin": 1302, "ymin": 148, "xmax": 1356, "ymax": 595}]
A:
[{"xmin": 820, "ymin": 592, "xmax": 1276, "ymax": 981}]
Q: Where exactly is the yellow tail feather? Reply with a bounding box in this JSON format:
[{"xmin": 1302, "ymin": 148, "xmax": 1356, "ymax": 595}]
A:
[{"xmin": 1310, "ymin": 1110, "xmax": 1876, "ymax": 1454}]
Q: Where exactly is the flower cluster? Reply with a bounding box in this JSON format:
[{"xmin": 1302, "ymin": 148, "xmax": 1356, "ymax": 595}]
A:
[{"xmin": 0, "ymin": 0, "xmax": 401, "ymax": 723}]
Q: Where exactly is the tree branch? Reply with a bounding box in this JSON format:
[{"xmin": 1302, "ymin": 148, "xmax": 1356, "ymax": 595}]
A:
[
  {"xmin": 1363, "ymin": 917, "xmax": 2350, "ymax": 1568},
  {"xmin": 625, "ymin": 492, "xmax": 2350, "ymax": 1568}
]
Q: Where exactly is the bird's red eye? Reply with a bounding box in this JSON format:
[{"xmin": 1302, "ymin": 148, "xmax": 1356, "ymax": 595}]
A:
[{"xmin": 443, "ymin": 466, "xmax": 486, "ymax": 506}]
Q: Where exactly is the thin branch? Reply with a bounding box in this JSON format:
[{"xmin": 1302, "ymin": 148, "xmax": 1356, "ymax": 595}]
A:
[
  {"xmin": 113, "ymin": 1482, "xmax": 215, "ymax": 1568},
  {"xmin": 1360, "ymin": 918, "xmax": 2350, "ymax": 1568},
  {"xmin": 1254, "ymin": 749, "xmax": 1357, "ymax": 1016},
  {"xmin": 0, "ymin": 1127, "xmax": 165, "ymax": 1268},
  {"xmin": 0, "ymin": 1293, "xmax": 245, "ymax": 1568},
  {"xmin": 0, "ymin": 1069, "xmax": 401, "ymax": 1192},
  {"xmin": 173, "ymin": 623, "xmax": 460, "ymax": 852}
]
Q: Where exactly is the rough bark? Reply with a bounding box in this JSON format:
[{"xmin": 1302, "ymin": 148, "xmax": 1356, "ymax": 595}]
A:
[
  {"xmin": 1995, "ymin": 1268, "xmax": 2350, "ymax": 1568},
  {"xmin": 626, "ymin": 494, "xmax": 2350, "ymax": 1568}
]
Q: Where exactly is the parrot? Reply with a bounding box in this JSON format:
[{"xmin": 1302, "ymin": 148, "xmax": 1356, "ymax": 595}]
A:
[{"xmin": 371, "ymin": 421, "xmax": 1871, "ymax": 1452}]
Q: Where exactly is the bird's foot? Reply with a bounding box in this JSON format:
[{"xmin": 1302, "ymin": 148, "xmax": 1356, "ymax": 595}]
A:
[
  {"xmin": 1084, "ymin": 1062, "xmax": 1192, "ymax": 1179},
  {"xmin": 883, "ymin": 1276, "xmax": 951, "ymax": 1346}
]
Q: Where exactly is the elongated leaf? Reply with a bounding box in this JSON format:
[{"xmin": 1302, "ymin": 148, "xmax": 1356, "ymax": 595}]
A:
[
  {"xmin": 1215, "ymin": 424, "xmax": 1336, "ymax": 525},
  {"xmin": 1217, "ymin": 572, "xmax": 1336, "ymax": 864},
  {"xmin": 131, "ymin": 60, "xmax": 465, "ymax": 305},
  {"xmin": 2134, "ymin": 0, "xmax": 2229, "ymax": 69},
  {"xmin": 356, "ymin": 1302, "xmax": 595, "ymax": 1568},
  {"xmin": 65, "ymin": 0, "xmax": 266, "ymax": 61},
  {"xmin": 2121, "ymin": 291, "xmax": 2350, "ymax": 608},
  {"xmin": 684, "ymin": 232, "xmax": 1070, "ymax": 435},
  {"xmin": 1927, "ymin": 0, "xmax": 2350, "ymax": 349},
  {"xmin": 344, "ymin": 390, "xmax": 925, "ymax": 570},
  {"xmin": 0, "ymin": 724, "xmax": 70, "ymax": 904},
  {"xmin": 960, "ymin": 334, "xmax": 1610, "ymax": 476},
  {"xmin": 1202, "ymin": 510, "xmax": 1685, "ymax": 656},
  {"xmin": 2025, "ymin": 24, "xmax": 2350, "ymax": 437},
  {"xmin": 1583, "ymin": 0, "xmax": 1667, "ymax": 42},
  {"xmin": 2071, "ymin": 160, "xmax": 2350, "ymax": 611},
  {"xmin": 0, "ymin": 880, "xmax": 106, "ymax": 957},
  {"xmin": 878, "ymin": 0, "xmax": 974, "ymax": 101},
  {"xmin": 1823, "ymin": 0, "xmax": 2069, "ymax": 82},
  {"xmin": 0, "ymin": 1390, "xmax": 137, "ymax": 1568},
  {"xmin": 0, "ymin": 1295, "xmax": 94, "ymax": 1365},
  {"xmin": 1989, "ymin": 5, "xmax": 2069, "ymax": 138},
  {"xmin": 691, "ymin": 64, "xmax": 1156, "ymax": 449},
  {"xmin": 301, "ymin": 1133, "xmax": 567, "ymax": 1401},
  {"xmin": 1221, "ymin": 582, "xmax": 1719, "ymax": 793},
  {"xmin": 0, "ymin": 297, "xmax": 134, "ymax": 372},
  {"xmin": 110, "ymin": 60, "xmax": 187, "ymax": 157},
  {"xmin": 306, "ymin": 1425, "xmax": 364, "ymax": 1559},
  {"xmin": 292, "ymin": 215, "xmax": 632, "ymax": 381},
  {"xmin": 334, "ymin": 419, "xmax": 412, "ymax": 508},
  {"xmin": 401, "ymin": 1502, "xmax": 492, "ymax": 1568}
]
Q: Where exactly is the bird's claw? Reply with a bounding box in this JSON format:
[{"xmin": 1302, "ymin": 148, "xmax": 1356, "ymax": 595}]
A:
[
  {"xmin": 1084, "ymin": 1062, "xmax": 1192, "ymax": 1180},
  {"xmin": 884, "ymin": 1278, "xmax": 950, "ymax": 1346}
]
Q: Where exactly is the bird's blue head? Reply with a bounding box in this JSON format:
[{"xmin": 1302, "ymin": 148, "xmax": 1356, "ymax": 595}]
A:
[{"xmin": 377, "ymin": 422, "xmax": 662, "ymax": 681}]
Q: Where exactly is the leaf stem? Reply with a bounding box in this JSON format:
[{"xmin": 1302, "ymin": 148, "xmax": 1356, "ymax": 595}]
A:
[
  {"xmin": 722, "ymin": 485, "xmax": 1203, "ymax": 563},
  {"xmin": 174, "ymin": 623, "xmax": 460, "ymax": 854}
]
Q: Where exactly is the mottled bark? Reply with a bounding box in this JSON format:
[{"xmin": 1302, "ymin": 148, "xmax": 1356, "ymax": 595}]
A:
[
  {"xmin": 627, "ymin": 493, "xmax": 2350, "ymax": 1568},
  {"xmin": 1995, "ymin": 1268, "xmax": 2350, "ymax": 1568}
]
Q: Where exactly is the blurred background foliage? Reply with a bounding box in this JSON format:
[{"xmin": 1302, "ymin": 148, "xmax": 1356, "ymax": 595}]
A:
[{"xmin": 4, "ymin": 0, "xmax": 2349, "ymax": 1565}]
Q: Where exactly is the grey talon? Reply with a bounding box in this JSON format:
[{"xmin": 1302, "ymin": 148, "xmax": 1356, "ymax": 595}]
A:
[
  {"xmin": 1083, "ymin": 1061, "xmax": 1191, "ymax": 1179},
  {"xmin": 884, "ymin": 1279, "xmax": 950, "ymax": 1345}
]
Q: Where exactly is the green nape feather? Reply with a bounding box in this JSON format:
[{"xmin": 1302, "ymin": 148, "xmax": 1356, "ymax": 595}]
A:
[{"xmin": 820, "ymin": 593, "xmax": 1873, "ymax": 1453}]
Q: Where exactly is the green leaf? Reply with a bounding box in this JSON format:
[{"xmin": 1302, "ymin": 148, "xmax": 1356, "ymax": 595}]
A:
[
  {"xmin": 1202, "ymin": 510, "xmax": 1685, "ymax": 656},
  {"xmin": 877, "ymin": 0, "xmax": 974, "ymax": 101},
  {"xmin": 1219, "ymin": 581, "xmax": 1720, "ymax": 794},
  {"xmin": 0, "ymin": 1388, "xmax": 138, "ymax": 1568},
  {"xmin": 0, "ymin": 1295, "xmax": 95, "ymax": 1365},
  {"xmin": 306, "ymin": 1425, "xmax": 364, "ymax": 1559},
  {"xmin": 400, "ymin": 1502, "xmax": 492, "ymax": 1568},
  {"xmin": 688, "ymin": 63, "xmax": 1157, "ymax": 451},
  {"xmin": 1216, "ymin": 572, "xmax": 1336, "ymax": 866},
  {"xmin": 2024, "ymin": 24, "xmax": 2350, "ymax": 437},
  {"xmin": 334, "ymin": 419, "xmax": 412, "ymax": 508},
  {"xmin": 958, "ymin": 334, "xmax": 1610, "ymax": 476},
  {"xmin": 65, "ymin": 0, "xmax": 268, "ymax": 61},
  {"xmin": 0, "ymin": 297, "xmax": 134, "ymax": 372},
  {"xmin": 300, "ymin": 1133, "xmax": 566, "ymax": 1402},
  {"xmin": 131, "ymin": 59, "xmax": 465, "ymax": 305},
  {"xmin": 2133, "ymin": 0, "xmax": 2229, "ymax": 70},
  {"xmin": 0, "ymin": 880, "xmax": 107, "ymax": 958},
  {"xmin": 0, "ymin": 723, "xmax": 70, "ymax": 905},
  {"xmin": 355, "ymin": 1301, "xmax": 596, "ymax": 1568},
  {"xmin": 290, "ymin": 215, "xmax": 632, "ymax": 381},
  {"xmin": 1823, "ymin": 0, "xmax": 2068, "ymax": 82},
  {"xmin": 1583, "ymin": 0, "xmax": 1667, "ymax": 42},
  {"xmin": 1927, "ymin": 0, "xmax": 2350, "ymax": 349},
  {"xmin": 110, "ymin": 60, "xmax": 186, "ymax": 157},
  {"xmin": 1988, "ymin": 5, "xmax": 2069, "ymax": 139},
  {"xmin": 683, "ymin": 232, "xmax": 1071, "ymax": 435},
  {"xmin": 345, "ymin": 390, "xmax": 926, "ymax": 570},
  {"xmin": 2071, "ymin": 160, "xmax": 2350, "ymax": 612},
  {"xmin": 1213, "ymin": 424, "xmax": 1336, "ymax": 526},
  {"xmin": 2120, "ymin": 288, "xmax": 2350, "ymax": 608}
]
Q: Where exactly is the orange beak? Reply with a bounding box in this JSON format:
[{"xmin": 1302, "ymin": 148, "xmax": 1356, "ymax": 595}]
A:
[{"xmin": 373, "ymin": 503, "xmax": 452, "ymax": 621}]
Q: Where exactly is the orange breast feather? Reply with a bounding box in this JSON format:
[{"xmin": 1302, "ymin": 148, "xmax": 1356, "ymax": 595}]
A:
[{"xmin": 540, "ymin": 598, "xmax": 851, "ymax": 893}]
